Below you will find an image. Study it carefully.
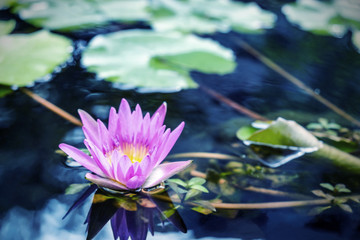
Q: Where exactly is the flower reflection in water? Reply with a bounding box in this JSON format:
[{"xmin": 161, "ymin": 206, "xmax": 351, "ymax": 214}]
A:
[{"xmin": 64, "ymin": 185, "xmax": 187, "ymax": 240}]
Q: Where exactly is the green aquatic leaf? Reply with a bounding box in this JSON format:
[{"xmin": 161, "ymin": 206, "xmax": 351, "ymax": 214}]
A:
[
  {"xmin": 190, "ymin": 185, "xmax": 209, "ymax": 193},
  {"xmin": 81, "ymin": 29, "xmax": 235, "ymax": 92},
  {"xmin": 0, "ymin": 30, "xmax": 72, "ymax": 87},
  {"xmin": 167, "ymin": 178, "xmax": 187, "ymax": 188},
  {"xmin": 150, "ymin": 0, "xmax": 276, "ymax": 34},
  {"xmin": 188, "ymin": 177, "xmax": 206, "ymax": 187},
  {"xmin": 282, "ymin": 0, "xmax": 360, "ymax": 52},
  {"xmin": 282, "ymin": 0, "xmax": 347, "ymax": 37},
  {"xmin": 0, "ymin": 20, "xmax": 15, "ymax": 36},
  {"xmin": 13, "ymin": 0, "xmax": 149, "ymax": 31},
  {"xmin": 320, "ymin": 183, "xmax": 335, "ymax": 192}
]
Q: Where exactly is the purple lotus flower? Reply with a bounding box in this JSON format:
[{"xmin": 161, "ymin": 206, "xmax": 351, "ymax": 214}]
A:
[{"xmin": 59, "ymin": 99, "xmax": 191, "ymax": 191}]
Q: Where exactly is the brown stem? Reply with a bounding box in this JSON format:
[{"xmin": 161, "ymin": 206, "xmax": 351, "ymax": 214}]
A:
[
  {"xmin": 233, "ymin": 38, "xmax": 360, "ymax": 127},
  {"xmin": 199, "ymin": 84, "xmax": 269, "ymax": 121},
  {"xmin": 20, "ymin": 88, "xmax": 82, "ymax": 126}
]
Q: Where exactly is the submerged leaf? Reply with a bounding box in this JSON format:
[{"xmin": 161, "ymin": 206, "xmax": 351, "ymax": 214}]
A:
[
  {"xmin": 0, "ymin": 30, "xmax": 72, "ymax": 87},
  {"xmin": 82, "ymin": 30, "xmax": 235, "ymax": 92}
]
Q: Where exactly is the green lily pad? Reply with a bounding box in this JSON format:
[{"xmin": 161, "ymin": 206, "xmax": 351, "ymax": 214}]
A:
[
  {"xmin": 282, "ymin": 0, "xmax": 360, "ymax": 52},
  {"xmin": 81, "ymin": 29, "xmax": 235, "ymax": 92},
  {"xmin": 282, "ymin": 0, "xmax": 347, "ymax": 37},
  {"xmin": 0, "ymin": 30, "xmax": 72, "ymax": 87},
  {"xmin": 0, "ymin": 20, "xmax": 16, "ymax": 36},
  {"xmin": 150, "ymin": 0, "xmax": 276, "ymax": 34},
  {"xmin": 13, "ymin": 0, "xmax": 149, "ymax": 31}
]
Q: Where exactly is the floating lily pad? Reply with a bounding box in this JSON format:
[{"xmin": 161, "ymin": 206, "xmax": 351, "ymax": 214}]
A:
[
  {"xmin": 0, "ymin": 30, "xmax": 72, "ymax": 87},
  {"xmin": 282, "ymin": 0, "xmax": 360, "ymax": 51},
  {"xmin": 81, "ymin": 29, "xmax": 235, "ymax": 92},
  {"xmin": 150, "ymin": 0, "xmax": 276, "ymax": 34},
  {"xmin": 238, "ymin": 118, "xmax": 360, "ymax": 170},
  {"xmin": 239, "ymin": 118, "xmax": 320, "ymax": 167},
  {"xmin": 13, "ymin": 0, "xmax": 149, "ymax": 31},
  {"xmin": 0, "ymin": 20, "xmax": 15, "ymax": 36}
]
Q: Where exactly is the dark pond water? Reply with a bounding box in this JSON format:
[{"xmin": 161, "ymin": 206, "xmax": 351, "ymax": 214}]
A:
[{"xmin": 1, "ymin": 1, "xmax": 360, "ymax": 240}]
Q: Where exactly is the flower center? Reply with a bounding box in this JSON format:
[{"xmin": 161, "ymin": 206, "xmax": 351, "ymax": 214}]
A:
[{"xmin": 120, "ymin": 142, "xmax": 148, "ymax": 163}]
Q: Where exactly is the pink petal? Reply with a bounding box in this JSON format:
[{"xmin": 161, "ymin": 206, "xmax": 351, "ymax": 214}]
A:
[
  {"xmin": 156, "ymin": 122, "xmax": 185, "ymax": 166},
  {"xmin": 78, "ymin": 110, "xmax": 101, "ymax": 148},
  {"xmin": 126, "ymin": 175, "xmax": 145, "ymax": 190},
  {"xmin": 59, "ymin": 143, "xmax": 104, "ymax": 177},
  {"xmin": 84, "ymin": 140, "xmax": 113, "ymax": 178},
  {"xmin": 85, "ymin": 173, "xmax": 128, "ymax": 190},
  {"xmin": 97, "ymin": 119, "xmax": 112, "ymax": 153},
  {"xmin": 151, "ymin": 102, "xmax": 167, "ymax": 128},
  {"xmin": 108, "ymin": 107, "xmax": 118, "ymax": 138},
  {"xmin": 142, "ymin": 160, "xmax": 192, "ymax": 189}
]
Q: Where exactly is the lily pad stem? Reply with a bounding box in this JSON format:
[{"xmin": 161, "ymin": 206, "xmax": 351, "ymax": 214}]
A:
[
  {"xmin": 233, "ymin": 37, "xmax": 360, "ymax": 127},
  {"xmin": 20, "ymin": 88, "xmax": 82, "ymax": 126}
]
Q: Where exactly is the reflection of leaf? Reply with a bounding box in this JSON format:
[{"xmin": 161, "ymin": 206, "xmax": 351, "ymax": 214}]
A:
[
  {"xmin": 0, "ymin": 20, "xmax": 15, "ymax": 36},
  {"xmin": 65, "ymin": 183, "xmax": 91, "ymax": 195},
  {"xmin": 308, "ymin": 206, "xmax": 331, "ymax": 216},
  {"xmin": 0, "ymin": 30, "xmax": 72, "ymax": 87},
  {"xmin": 82, "ymin": 30, "xmax": 235, "ymax": 92},
  {"xmin": 13, "ymin": 0, "xmax": 149, "ymax": 31},
  {"xmin": 150, "ymin": 0, "xmax": 276, "ymax": 34}
]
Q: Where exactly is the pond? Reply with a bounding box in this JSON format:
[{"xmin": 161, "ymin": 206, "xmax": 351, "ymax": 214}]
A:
[{"xmin": 1, "ymin": 0, "xmax": 360, "ymax": 240}]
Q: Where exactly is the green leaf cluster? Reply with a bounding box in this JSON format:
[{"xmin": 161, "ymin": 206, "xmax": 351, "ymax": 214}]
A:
[{"xmin": 167, "ymin": 177, "xmax": 209, "ymax": 201}]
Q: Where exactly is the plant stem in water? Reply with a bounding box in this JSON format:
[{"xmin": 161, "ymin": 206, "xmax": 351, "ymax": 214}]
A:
[
  {"xmin": 233, "ymin": 37, "xmax": 360, "ymax": 127},
  {"xmin": 20, "ymin": 88, "xmax": 82, "ymax": 126}
]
